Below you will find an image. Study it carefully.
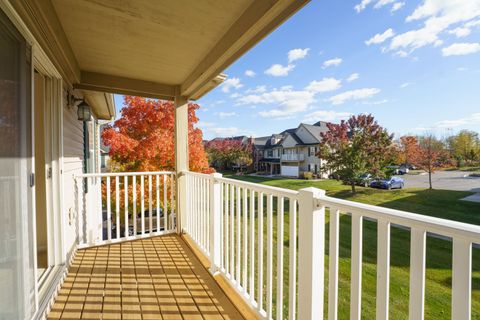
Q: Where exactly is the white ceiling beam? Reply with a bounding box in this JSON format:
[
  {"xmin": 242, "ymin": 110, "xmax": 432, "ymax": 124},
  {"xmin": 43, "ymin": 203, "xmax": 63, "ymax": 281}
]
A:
[{"xmin": 75, "ymin": 71, "xmax": 177, "ymax": 100}]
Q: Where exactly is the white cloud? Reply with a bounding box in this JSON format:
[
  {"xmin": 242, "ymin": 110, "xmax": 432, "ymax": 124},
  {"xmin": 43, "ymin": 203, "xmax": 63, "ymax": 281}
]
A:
[
  {"xmin": 288, "ymin": 48, "xmax": 310, "ymax": 63},
  {"xmin": 374, "ymin": 0, "xmax": 395, "ymax": 9},
  {"xmin": 366, "ymin": 28, "xmax": 395, "ymax": 45},
  {"xmin": 448, "ymin": 27, "xmax": 471, "ymax": 38},
  {"xmin": 363, "ymin": 99, "xmax": 389, "ymax": 105},
  {"xmin": 442, "ymin": 42, "xmax": 480, "ymax": 56},
  {"xmin": 322, "ymin": 57, "xmax": 343, "ymax": 68},
  {"xmin": 465, "ymin": 19, "xmax": 480, "ymax": 28},
  {"xmin": 305, "ymin": 78, "xmax": 342, "ymax": 93},
  {"xmin": 246, "ymin": 85, "xmax": 267, "ymax": 94},
  {"xmin": 236, "ymin": 87, "xmax": 315, "ymax": 119},
  {"xmin": 208, "ymin": 127, "xmax": 240, "ymax": 137},
  {"xmin": 215, "ymin": 112, "xmax": 237, "ymax": 118},
  {"xmin": 354, "ymin": 0, "xmax": 373, "ymax": 13},
  {"xmin": 304, "ymin": 110, "xmax": 352, "ymax": 122},
  {"xmin": 327, "ymin": 88, "xmax": 381, "ymax": 105},
  {"xmin": 347, "ymin": 73, "xmax": 360, "ymax": 82},
  {"xmin": 399, "ymin": 82, "xmax": 413, "ymax": 88},
  {"xmin": 264, "ymin": 64, "xmax": 295, "ymax": 76},
  {"xmin": 230, "ymin": 92, "xmax": 241, "ymax": 98},
  {"xmin": 389, "ymin": 0, "xmax": 480, "ymax": 54},
  {"xmin": 435, "ymin": 113, "xmax": 480, "ymax": 128},
  {"xmin": 391, "ymin": 2, "xmax": 405, "ymax": 12},
  {"xmin": 221, "ymin": 77, "xmax": 243, "ymax": 93},
  {"xmin": 245, "ymin": 70, "xmax": 256, "ymax": 77}
]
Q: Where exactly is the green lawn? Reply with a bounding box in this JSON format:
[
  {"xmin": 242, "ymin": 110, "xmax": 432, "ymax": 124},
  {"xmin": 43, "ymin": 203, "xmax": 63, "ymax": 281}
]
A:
[{"xmin": 222, "ymin": 173, "xmax": 480, "ymax": 319}]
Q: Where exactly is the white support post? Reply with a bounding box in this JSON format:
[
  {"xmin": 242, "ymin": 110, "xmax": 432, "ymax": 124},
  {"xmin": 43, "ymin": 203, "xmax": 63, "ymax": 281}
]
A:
[
  {"xmin": 298, "ymin": 187, "xmax": 326, "ymax": 320},
  {"xmin": 209, "ymin": 173, "xmax": 223, "ymax": 274},
  {"xmin": 175, "ymin": 90, "xmax": 189, "ymax": 234}
]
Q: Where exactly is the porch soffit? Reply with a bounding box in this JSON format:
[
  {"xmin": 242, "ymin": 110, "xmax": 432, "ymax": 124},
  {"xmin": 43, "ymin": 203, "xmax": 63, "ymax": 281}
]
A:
[{"xmin": 9, "ymin": 0, "xmax": 309, "ymax": 115}]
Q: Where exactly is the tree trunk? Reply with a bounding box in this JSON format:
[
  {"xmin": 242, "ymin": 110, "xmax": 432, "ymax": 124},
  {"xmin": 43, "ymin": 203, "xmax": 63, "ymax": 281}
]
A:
[
  {"xmin": 428, "ymin": 170, "xmax": 433, "ymax": 189},
  {"xmin": 351, "ymin": 181, "xmax": 356, "ymax": 193}
]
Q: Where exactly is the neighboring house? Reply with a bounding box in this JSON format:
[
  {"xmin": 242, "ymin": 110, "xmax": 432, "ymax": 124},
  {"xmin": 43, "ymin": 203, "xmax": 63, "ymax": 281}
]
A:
[{"xmin": 253, "ymin": 121, "xmax": 330, "ymax": 178}]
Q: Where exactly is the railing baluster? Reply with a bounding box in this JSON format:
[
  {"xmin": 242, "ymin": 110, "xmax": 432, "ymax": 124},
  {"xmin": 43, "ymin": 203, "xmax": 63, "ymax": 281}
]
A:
[
  {"xmin": 220, "ymin": 181, "xmax": 224, "ymax": 270},
  {"xmin": 288, "ymin": 199, "xmax": 297, "ymax": 320},
  {"xmin": 141, "ymin": 175, "xmax": 145, "ymax": 235},
  {"xmin": 225, "ymin": 183, "xmax": 229, "ymax": 274},
  {"xmin": 107, "ymin": 176, "xmax": 111, "ymax": 241},
  {"xmin": 170, "ymin": 173, "xmax": 174, "ymax": 231},
  {"xmin": 230, "ymin": 183, "xmax": 235, "ymax": 277},
  {"xmin": 452, "ymin": 238, "xmax": 472, "ymax": 320},
  {"xmin": 266, "ymin": 193, "xmax": 273, "ymax": 318},
  {"xmin": 277, "ymin": 196, "xmax": 284, "ymax": 320},
  {"xmin": 236, "ymin": 186, "xmax": 241, "ymax": 284},
  {"xmin": 243, "ymin": 187, "xmax": 248, "ymax": 291},
  {"xmin": 249, "ymin": 189, "xmax": 255, "ymax": 302},
  {"xmin": 124, "ymin": 176, "xmax": 129, "ymax": 238},
  {"xmin": 115, "ymin": 176, "xmax": 120, "ymax": 239},
  {"xmin": 350, "ymin": 214, "xmax": 363, "ymax": 320},
  {"xmin": 163, "ymin": 174, "xmax": 167, "ymax": 232},
  {"xmin": 328, "ymin": 207, "xmax": 340, "ymax": 320},
  {"xmin": 376, "ymin": 220, "xmax": 390, "ymax": 320},
  {"xmin": 409, "ymin": 228, "xmax": 426, "ymax": 320},
  {"xmin": 133, "ymin": 176, "xmax": 137, "ymax": 235},
  {"xmin": 258, "ymin": 192, "xmax": 264, "ymax": 312},
  {"xmin": 156, "ymin": 175, "xmax": 160, "ymax": 232},
  {"xmin": 148, "ymin": 175, "xmax": 152, "ymax": 234}
]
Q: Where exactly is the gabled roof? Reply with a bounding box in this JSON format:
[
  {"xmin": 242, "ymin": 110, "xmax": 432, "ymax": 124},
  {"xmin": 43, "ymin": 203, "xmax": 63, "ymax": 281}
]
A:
[{"xmin": 299, "ymin": 122, "xmax": 330, "ymax": 143}]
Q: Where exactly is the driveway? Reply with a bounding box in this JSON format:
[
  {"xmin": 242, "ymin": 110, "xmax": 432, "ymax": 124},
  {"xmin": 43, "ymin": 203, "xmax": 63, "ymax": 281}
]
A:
[{"xmin": 401, "ymin": 170, "xmax": 480, "ymax": 192}]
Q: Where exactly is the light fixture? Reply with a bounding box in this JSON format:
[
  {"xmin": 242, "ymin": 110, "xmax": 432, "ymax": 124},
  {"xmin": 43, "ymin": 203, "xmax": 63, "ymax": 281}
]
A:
[{"xmin": 77, "ymin": 100, "xmax": 92, "ymax": 121}]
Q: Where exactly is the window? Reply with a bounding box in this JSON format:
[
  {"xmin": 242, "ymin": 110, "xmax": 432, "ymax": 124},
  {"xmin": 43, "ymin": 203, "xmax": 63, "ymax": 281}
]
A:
[{"xmin": 309, "ymin": 146, "xmax": 315, "ymax": 156}]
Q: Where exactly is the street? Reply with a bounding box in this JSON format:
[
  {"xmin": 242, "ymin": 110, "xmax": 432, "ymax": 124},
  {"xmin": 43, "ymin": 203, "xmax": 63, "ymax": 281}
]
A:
[{"xmin": 401, "ymin": 170, "xmax": 480, "ymax": 192}]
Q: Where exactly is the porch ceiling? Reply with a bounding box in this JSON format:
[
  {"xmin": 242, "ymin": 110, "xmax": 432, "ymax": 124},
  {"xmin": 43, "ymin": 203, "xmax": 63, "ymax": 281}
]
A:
[{"xmin": 48, "ymin": 0, "xmax": 309, "ymax": 100}]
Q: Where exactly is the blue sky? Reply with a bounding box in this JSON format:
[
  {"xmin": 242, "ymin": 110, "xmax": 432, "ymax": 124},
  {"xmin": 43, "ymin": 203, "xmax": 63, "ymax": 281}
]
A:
[{"xmin": 116, "ymin": 0, "xmax": 480, "ymax": 140}]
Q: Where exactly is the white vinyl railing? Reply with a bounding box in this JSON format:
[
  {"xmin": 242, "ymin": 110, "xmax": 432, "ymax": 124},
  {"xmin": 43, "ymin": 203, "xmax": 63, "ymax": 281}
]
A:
[
  {"xmin": 74, "ymin": 171, "xmax": 176, "ymax": 247},
  {"xmin": 281, "ymin": 153, "xmax": 305, "ymax": 162},
  {"xmin": 182, "ymin": 171, "xmax": 480, "ymax": 320}
]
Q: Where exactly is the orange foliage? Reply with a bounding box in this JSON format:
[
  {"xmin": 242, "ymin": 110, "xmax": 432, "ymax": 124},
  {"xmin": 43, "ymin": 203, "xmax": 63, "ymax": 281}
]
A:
[{"xmin": 102, "ymin": 96, "xmax": 213, "ymax": 173}]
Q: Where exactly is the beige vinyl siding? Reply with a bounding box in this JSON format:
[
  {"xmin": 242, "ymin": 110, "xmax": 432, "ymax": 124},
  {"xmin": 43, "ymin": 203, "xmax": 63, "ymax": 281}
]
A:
[{"xmin": 61, "ymin": 86, "xmax": 85, "ymax": 254}]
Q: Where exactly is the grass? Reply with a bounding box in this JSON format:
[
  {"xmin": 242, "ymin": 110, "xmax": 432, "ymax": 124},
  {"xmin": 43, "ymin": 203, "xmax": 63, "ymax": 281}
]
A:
[
  {"xmin": 221, "ymin": 173, "xmax": 480, "ymax": 319},
  {"xmin": 442, "ymin": 166, "xmax": 480, "ymax": 173}
]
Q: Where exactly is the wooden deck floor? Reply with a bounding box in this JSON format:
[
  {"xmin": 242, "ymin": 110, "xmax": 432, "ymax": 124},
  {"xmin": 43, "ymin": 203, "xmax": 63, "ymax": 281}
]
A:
[{"xmin": 47, "ymin": 235, "xmax": 244, "ymax": 320}]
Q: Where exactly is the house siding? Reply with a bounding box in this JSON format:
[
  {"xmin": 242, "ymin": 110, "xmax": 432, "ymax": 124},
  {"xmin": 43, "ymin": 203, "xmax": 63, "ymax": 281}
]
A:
[{"xmin": 61, "ymin": 86, "xmax": 85, "ymax": 254}]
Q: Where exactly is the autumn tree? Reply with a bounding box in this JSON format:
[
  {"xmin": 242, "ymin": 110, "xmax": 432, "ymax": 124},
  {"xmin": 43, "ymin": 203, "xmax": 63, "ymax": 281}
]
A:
[
  {"xmin": 102, "ymin": 96, "xmax": 212, "ymax": 173},
  {"xmin": 318, "ymin": 114, "xmax": 393, "ymax": 193},
  {"xmin": 397, "ymin": 136, "xmax": 421, "ymax": 166},
  {"xmin": 205, "ymin": 138, "xmax": 253, "ymax": 171},
  {"xmin": 447, "ymin": 130, "xmax": 480, "ymax": 166},
  {"xmin": 413, "ymin": 134, "xmax": 445, "ymax": 189}
]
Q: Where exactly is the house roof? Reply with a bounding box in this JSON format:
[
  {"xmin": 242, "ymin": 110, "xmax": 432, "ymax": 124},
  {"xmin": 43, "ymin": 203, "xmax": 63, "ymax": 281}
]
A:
[
  {"xmin": 259, "ymin": 121, "xmax": 332, "ymax": 149},
  {"xmin": 300, "ymin": 122, "xmax": 330, "ymax": 143}
]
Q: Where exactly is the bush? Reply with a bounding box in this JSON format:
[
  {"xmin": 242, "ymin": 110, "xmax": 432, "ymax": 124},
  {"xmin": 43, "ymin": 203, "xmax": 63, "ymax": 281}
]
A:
[{"xmin": 302, "ymin": 172, "xmax": 313, "ymax": 180}]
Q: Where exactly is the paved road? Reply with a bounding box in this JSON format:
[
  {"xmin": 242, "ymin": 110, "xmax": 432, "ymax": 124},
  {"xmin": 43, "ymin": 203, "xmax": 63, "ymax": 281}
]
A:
[{"xmin": 401, "ymin": 170, "xmax": 480, "ymax": 192}]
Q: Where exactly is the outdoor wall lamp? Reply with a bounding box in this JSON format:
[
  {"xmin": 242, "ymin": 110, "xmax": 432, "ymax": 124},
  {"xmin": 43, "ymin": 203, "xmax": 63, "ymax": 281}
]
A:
[{"xmin": 77, "ymin": 100, "xmax": 92, "ymax": 121}]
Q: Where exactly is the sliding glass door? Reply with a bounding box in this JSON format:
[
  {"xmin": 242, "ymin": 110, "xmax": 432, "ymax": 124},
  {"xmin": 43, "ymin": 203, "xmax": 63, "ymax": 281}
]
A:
[{"xmin": 0, "ymin": 9, "xmax": 36, "ymax": 320}]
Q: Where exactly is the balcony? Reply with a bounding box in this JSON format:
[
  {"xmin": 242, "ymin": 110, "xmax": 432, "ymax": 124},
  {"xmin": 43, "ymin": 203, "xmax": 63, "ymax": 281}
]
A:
[
  {"xmin": 49, "ymin": 170, "xmax": 480, "ymax": 320},
  {"xmin": 281, "ymin": 153, "xmax": 305, "ymax": 162}
]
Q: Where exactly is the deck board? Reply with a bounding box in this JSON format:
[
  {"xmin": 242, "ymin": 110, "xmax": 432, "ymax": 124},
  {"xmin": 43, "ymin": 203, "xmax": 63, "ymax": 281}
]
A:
[{"xmin": 47, "ymin": 235, "xmax": 244, "ymax": 320}]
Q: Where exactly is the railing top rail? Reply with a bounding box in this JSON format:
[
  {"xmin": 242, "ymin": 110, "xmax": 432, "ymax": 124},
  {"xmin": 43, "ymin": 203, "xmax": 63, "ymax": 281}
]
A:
[
  {"xmin": 74, "ymin": 171, "xmax": 176, "ymax": 178},
  {"xmin": 318, "ymin": 195, "xmax": 480, "ymax": 242},
  {"xmin": 183, "ymin": 170, "xmax": 300, "ymax": 198},
  {"xmin": 216, "ymin": 176, "xmax": 300, "ymax": 198}
]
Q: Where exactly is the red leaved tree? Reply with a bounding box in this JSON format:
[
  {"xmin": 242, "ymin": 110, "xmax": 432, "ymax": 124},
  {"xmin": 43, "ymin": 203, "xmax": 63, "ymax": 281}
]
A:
[
  {"xmin": 412, "ymin": 134, "xmax": 445, "ymax": 189},
  {"xmin": 318, "ymin": 114, "xmax": 393, "ymax": 193},
  {"xmin": 102, "ymin": 96, "xmax": 212, "ymax": 173},
  {"xmin": 205, "ymin": 138, "xmax": 253, "ymax": 171},
  {"xmin": 398, "ymin": 136, "xmax": 421, "ymax": 166}
]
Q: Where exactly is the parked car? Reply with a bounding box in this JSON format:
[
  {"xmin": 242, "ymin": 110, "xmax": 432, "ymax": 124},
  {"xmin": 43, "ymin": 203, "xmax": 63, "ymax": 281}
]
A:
[
  {"xmin": 386, "ymin": 165, "xmax": 409, "ymax": 175},
  {"xmin": 370, "ymin": 177, "xmax": 404, "ymax": 190},
  {"xmin": 355, "ymin": 173, "xmax": 373, "ymax": 187}
]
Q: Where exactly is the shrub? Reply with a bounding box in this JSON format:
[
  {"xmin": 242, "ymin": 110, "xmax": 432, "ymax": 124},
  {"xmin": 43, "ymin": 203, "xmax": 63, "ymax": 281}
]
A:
[{"xmin": 303, "ymin": 172, "xmax": 313, "ymax": 180}]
